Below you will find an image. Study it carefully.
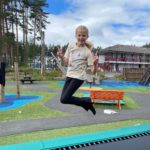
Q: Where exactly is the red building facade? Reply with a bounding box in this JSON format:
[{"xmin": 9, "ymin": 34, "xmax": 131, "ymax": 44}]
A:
[{"xmin": 99, "ymin": 45, "xmax": 150, "ymax": 72}]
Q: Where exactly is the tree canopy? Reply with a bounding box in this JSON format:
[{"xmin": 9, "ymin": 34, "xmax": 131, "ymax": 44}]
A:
[{"xmin": 0, "ymin": 0, "xmax": 49, "ymax": 67}]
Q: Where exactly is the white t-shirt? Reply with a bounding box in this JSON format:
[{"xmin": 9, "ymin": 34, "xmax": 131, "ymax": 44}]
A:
[{"xmin": 64, "ymin": 43, "xmax": 94, "ymax": 80}]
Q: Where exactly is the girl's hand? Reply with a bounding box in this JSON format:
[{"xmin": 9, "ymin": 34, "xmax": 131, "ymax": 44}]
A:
[
  {"xmin": 56, "ymin": 47, "xmax": 68, "ymax": 64},
  {"xmin": 92, "ymin": 52, "xmax": 99, "ymax": 66},
  {"xmin": 57, "ymin": 48, "xmax": 64, "ymax": 58},
  {"xmin": 93, "ymin": 55, "xmax": 98, "ymax": 66}
]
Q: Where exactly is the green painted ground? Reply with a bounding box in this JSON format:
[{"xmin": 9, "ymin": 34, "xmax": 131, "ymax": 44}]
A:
[{"xmin": 0, "ymin": 82, "xmax": 69, "ymax": 122}]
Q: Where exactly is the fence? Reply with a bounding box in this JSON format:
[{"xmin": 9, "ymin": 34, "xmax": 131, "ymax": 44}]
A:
[{"xmin": 123, "ymin": 68, "xmax": 147, "ymax": 81}]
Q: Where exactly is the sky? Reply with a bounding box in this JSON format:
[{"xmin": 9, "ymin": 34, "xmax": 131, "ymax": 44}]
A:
[{"xmin": 43, "ymin": 0, "xmax": 150, "ymax": 48}]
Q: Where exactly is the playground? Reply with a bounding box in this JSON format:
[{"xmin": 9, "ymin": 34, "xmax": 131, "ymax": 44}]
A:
[
  {"xmin": 0, "ymin": 76, "xmax": 150, "ymax": 149},
  {"xmin": 0, "ymin": 61, "xmax": 150, "ymax": 149}
]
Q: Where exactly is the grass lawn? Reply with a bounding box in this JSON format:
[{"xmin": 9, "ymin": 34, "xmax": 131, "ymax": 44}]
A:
[{"xmin": 0, "ymin": 119, "xmax": 150, "ymax": 145}]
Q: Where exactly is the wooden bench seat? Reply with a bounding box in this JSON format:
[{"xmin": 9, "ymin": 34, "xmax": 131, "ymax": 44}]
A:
[{"xmin": 90, "ymin": 89, "xmax": 124, "ymax": 110}]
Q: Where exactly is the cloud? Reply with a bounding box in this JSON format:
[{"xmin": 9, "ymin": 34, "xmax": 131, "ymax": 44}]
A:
[{"xmin": 44, "ymin": 0, "xmax": 150, "ymax": 48}]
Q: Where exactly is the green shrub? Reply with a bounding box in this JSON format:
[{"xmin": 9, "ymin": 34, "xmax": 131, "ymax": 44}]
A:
[
  {"xmin": 99, "ymin": 72, "xmax": 108, "ymax": 80},
  {"xmin": 45, "ymin": 69, "xmax": 62, "ymax": 80},
  {"xmin": 6, "ymin": 67, "xmax": 63, "ymax": 81},
  {"xmin": 115, "ymin": 74, "xmax": 124, "ymax": 80}
]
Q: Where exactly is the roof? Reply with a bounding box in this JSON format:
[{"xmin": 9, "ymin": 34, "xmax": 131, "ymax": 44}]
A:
[{"xmin": 100, "ymin": 44, "xmax": 150, "ymax": 54}]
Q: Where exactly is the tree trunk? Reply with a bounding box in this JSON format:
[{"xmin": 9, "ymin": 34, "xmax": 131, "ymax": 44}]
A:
[
  {"xmin": 15, "ymin": 0, "xmax": 19, "ymax": 63},
  {"xmin": 40, "ymin": 31, "xmax": 45, "ymax": 76},
  {"xmin": 0, "ymin": 0, "xmax": 5, "ymax": 58},
  {"xmin": 24, "ymin": 7, "xmax": 29, "ymax": 66},
  {"xmin": 33, "ymin": 17, "xmax": 36, "ymax": 54}
]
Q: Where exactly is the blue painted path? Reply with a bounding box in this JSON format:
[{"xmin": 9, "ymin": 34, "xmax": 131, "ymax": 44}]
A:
[
  {"xmin": 0, "ymin": 94, "xmax": 42, "ymax": 111},
  {"xmin": 59, "ymin": 80, "xmax": 149, "ymax": 89}
]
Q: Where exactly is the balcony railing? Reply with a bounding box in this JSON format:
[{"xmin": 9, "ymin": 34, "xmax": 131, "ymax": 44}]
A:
[{"xmin": 105, "ymin": 57, "xmax": 150, "ymax": 63}]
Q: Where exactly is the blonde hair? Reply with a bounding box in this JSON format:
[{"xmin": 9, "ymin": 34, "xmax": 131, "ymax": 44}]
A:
[
  {"xmin": 75, "ymin": 25, "xmax": 93, "ymax": 50},
  {"xmin": 75, "ymin": 25, "xmax": 89, "ymax": 37},
  {"xmin": 85, "ymin": 41, "xmax": 93, "ymax": 50}
]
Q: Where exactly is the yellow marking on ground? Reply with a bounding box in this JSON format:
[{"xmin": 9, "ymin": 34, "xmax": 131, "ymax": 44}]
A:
[{"xmin": 79, "ymin": 87, "xmax": 103, "ymax": 91}]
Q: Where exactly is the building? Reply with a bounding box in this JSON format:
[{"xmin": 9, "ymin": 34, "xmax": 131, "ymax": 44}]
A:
[
  {"xmin": 99, "ymin": 44, "xmax": 150, "ymax": 72},
  {"xmin": 30, "ymin": 56, "xmax": 57, "ymax": 69}
]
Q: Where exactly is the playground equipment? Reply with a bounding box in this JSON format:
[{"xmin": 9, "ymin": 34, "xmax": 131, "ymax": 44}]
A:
[
  {"xmin": 0, "ymin": 62, "xmax": 6, "ymax": 102},
  {"xmin": 139, "ymin": 67, "xmax": 150, "ymax": 85},
  {"xmin": 51, "ymin": 52, "xmax": 66, "ymax": 75},
  {"xmin": 0, "ymin": 123, "xmax": 149, "ymax": 150}
]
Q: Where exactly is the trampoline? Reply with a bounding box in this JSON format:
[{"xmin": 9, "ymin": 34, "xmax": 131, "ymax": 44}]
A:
[
  {"xmin": 0, "ymin": 123, "xmax": 149, "ymax": 150},
  {"xmin": 76, "ymin": 135, "xmax": 150, "ymax": 150}
]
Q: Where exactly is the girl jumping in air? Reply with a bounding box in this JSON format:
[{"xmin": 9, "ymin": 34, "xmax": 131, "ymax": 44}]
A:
[{"xmin": 57, "ymin": 25, "xmax": 98, "ymax": 115}]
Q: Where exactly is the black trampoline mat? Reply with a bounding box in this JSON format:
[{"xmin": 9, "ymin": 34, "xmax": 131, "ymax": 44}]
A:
[{"xmin": 76, "ymin": 135, "xmax": 150, "ymax": 150}]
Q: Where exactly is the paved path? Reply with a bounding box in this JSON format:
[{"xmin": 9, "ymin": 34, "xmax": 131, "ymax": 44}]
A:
[{"xmin": 0, "ymin": 82, "xmax": 150, "ymax": 137}]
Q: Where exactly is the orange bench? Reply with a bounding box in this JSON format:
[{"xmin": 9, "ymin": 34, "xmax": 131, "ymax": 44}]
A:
[{"xmin": 90, "ymin": 90, "xmax": 124, "ymax": 110}]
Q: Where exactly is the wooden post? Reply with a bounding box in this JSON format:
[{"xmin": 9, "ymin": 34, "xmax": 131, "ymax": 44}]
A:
[
  {"xmin": 14, "ymin": 62, "xmax": 20, "ymax": 98},
  {"xmin": 0, "ymin": 84, "xmax": 4, "ymax": 103}
]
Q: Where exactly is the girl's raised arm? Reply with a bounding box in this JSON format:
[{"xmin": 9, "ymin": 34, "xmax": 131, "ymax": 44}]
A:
[{"xmin": 57, "ymin": 47, "xmax": 69, "ymax": 64}]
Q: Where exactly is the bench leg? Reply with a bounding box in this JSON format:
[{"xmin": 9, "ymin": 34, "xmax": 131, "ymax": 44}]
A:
[
  {"xmin": 117, "ymin": 100, "xmax": 121, "ymax": 110},
  {"xmin": 91, "ymin": 99, "xmax": 94, "ymax": 104}
]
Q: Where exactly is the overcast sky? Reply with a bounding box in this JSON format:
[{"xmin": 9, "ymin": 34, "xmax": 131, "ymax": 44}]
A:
[{"xmin": 43, "ymin": 0, "xmax": 150, "ymax": 48}]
